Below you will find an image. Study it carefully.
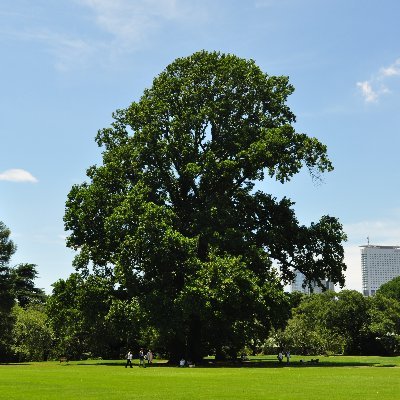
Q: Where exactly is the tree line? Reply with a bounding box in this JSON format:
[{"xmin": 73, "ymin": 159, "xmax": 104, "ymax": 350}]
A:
[
  {"xmin": 2, "ymin": 220, "xmax": 400, "ymax": 362},
  {"xmin": 0, "ymin": 221, "xmax": 48, "ymax": 361}
]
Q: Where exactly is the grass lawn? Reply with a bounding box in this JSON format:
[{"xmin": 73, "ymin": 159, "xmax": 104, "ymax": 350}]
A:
[{"xmin": 1, "ymin": 356, "xmax": 399, "ymax": 400}]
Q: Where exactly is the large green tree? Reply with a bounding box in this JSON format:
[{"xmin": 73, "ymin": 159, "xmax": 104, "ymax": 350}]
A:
[{"xmin": 64, "ymin": 51, "xmax": 347, "ymax": 361}]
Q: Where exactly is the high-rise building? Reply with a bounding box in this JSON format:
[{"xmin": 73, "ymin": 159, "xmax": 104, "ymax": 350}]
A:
[
  {"xmin": 361, "ymin": 245, "xmax": 400, "ymax": 296},
  {"xmin": 291, "ymin": 270, "xmax": 335, "ymax": 294}
]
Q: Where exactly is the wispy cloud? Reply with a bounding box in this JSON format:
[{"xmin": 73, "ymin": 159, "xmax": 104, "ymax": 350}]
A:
[
  {"xmin": 0, "ymin": 169, "xmax": 38, "ymax": 183},
  {"xmin": 356, "ymin": 81, "xmax": 379, "ymax": 103},
  {"xmin": 8, "ymin": 28, "xmax": 95, "ymax": 71},
  {"xmin": 357, "ymin": 58, "xmax": 400, "ymax": 103},
  {"xmin": 380, "ymin": 58, "xmax": 400, "ymax": 77},
  {"xmin": 77, "ymin": 0, "xmax": 195, "ymax": 47},
  {"xmin": 1, "ymin": 0, "xmax": 207, "ymax": 71}
]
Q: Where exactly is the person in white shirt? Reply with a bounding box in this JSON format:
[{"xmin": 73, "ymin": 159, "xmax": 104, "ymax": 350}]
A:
[{"xmin": 125, "ymin": 351, "xmax": 133, "ymax": 368}]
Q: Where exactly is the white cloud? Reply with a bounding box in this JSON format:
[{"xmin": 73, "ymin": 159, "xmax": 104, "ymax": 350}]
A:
[
  {"xmin": 357, "ymin": 58, "xmax": 400, "ymax": 103},
  {"xmin": 356, "ymin": 81, "xmax": 379, "ymax": 103},
  {"xmin": 380, "ymin": 58, "xmax": 400, "ymax": 77},
  {"xmin": 0, "ymin": 169, "xmax": 38, "ymax": 183}
]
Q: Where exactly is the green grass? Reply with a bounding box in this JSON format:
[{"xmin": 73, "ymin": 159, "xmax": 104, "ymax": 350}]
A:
[{"xmin": 1, "ymin": 356, "xmax": 400, "ymax": 399}]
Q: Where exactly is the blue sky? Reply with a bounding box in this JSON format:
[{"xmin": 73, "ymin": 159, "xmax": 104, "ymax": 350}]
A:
[{"xmin": 1, "ymin": 0, "xmax": 400, "ymax": 293}]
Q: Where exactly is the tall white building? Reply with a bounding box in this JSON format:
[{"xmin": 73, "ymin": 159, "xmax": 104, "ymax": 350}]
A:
[
  {"xmin": 361, "ymin": 245, "xmax": 400, "ymax": 296},
  {"xmin": 291, "ymin": 270, "xmax": 335, "ymax": 294}
]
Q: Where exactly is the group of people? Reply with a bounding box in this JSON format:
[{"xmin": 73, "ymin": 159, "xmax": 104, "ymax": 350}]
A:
[
  {"xmin": 125, "ymin": 349, "xmax": 153, "ymax": 368},
  {"xmin": 277, "ymin": 350, "xmax": 290, "ymax": 364},
  {"xmin": 126, "ymin": 349, "xmax": 291, "ymax": 367}
]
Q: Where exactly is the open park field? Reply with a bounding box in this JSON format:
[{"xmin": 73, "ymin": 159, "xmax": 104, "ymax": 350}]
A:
[{"xmin": 1, "ymin": 356, "xmax": 400, "ymax": 400}]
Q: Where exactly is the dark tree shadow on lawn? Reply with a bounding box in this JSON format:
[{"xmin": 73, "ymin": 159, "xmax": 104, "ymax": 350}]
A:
[{"xmin": 65, "ymin": 358, "xmax": 399, "ymax": 369}]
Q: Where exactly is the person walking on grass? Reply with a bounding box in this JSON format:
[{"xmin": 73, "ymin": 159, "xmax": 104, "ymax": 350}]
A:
[
  {"xmin": 147, "ymin": 349, "xmax": 153, "ymax": 365},
  {"xmin": 139, "ymin": 349, "xmax": 146, "ymax": 367},
  {"xmin": 285, "ymin": 350, "xmax": 291, "ymax": 364},
  {"xmin": 125, "ymin": 350, "xmax": 133, "ymax": 368}
]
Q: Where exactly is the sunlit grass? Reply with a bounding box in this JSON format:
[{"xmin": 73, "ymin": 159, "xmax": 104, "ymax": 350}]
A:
[{"xmin": 1, "ymin": 356, "xmax": 399, "ymax": 399}]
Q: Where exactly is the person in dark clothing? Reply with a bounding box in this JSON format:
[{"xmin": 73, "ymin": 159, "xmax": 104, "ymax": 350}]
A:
[{"xmin": 139, "ymin": 349, "xmax": 146, "ymax": 367}]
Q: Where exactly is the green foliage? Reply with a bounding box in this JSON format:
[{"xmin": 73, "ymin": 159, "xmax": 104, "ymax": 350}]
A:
[
  {"xmin": 325, "ymin": 290, "xmax": 370, "ymax": 354},
  {"xmin": 47, "ymin": 274, "xmax": 142, "ymax": 359},
  {"xmin": 64, "ymin": 51, "xmax": 347, "ymax": 360},
  {"xmin": 0, "ymin": 221, "xmax": 16, "ymax": 267},
  {"xmin": 11, "ymin": 263, "xmax": 46, "ymax": 307},
  {"xmin": 279, "ymin": 291, "xmax": 345, "ymax": 355},
  {"xmin": 0, "ymin": 222, "xmax": 47, "ymax": 361},
  {"xmin": 12, "ymin": 304, "xmax": 53, "ymax": 361},
  {"xmin": 176, "ymin": 253, "xmax": 290, "ymax": 359},
  {"xmin": 367, "ymin": 294, "xmax": 400, "ymax": 355},
  {"xmin": 377, "ymin": 276, "xmax": 400, "ymax": 302},
  {"xmin": 279, "ymin": 289, "xmax": 400, "ymax": 356},
  {"xmin": 0, "ymin": 221, "xmax": 17, "ymax": 359},
  {"xmin": 0, "ymin": 221, "xmax": 16, "ymax": 313}
]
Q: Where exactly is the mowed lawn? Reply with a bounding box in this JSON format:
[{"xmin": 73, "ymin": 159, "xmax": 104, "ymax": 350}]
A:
[{"xmin": 1, "ymin": 356, "xmax": 400, "ymax": 400}]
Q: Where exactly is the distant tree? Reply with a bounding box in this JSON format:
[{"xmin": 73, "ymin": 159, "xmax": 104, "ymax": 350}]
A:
[
  {"xmin": 11, "ymin": 263, "xmax": 46, "ymax": 307},
  {"xmin": 12, "ymin": 304, "xmax": 53, "ymax": 361},
  {"xmin": 367, "ymin": 294, "xmax": 400, "ymax": 355},
  {"xmin": 64, "ymin": 51, "xmax": 347, "ymax": 361},
  {"xmin": 280, "ymin": 289, "xmax": 400, "ymax": 356},
  {"xmin": 377, "ymin": 276, "xmax": 400, "ymax": 302},
  {"xmin": 0, "ymin": 221, "xmax": 17, "ymax": 360},
  {"xmin": 0, "ymin": 221, "xmax": 48, "ymax": 361},
  {"xmin": 281, "ymin": 292, "xmax": 345, "ymax": 355},
  {"xmin": 326, "ymin": 290, "xmax": 370, "ymax": 355},
  {"xmin": 0, "ymin": 221, "xmax": 16, "ymax": 312}
]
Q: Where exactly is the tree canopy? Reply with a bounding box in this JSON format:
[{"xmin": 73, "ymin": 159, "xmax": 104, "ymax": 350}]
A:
[
  {"xmin": 64, "ymin": 51, "xmax": 347, "ymax": 361},
  {"xmin": 0, "ymin": 221, "xmax": 46, "ymax": 361},
  {"xmin": 377, "ymin": 276, "xmax": 400, "ymax": 302}
]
